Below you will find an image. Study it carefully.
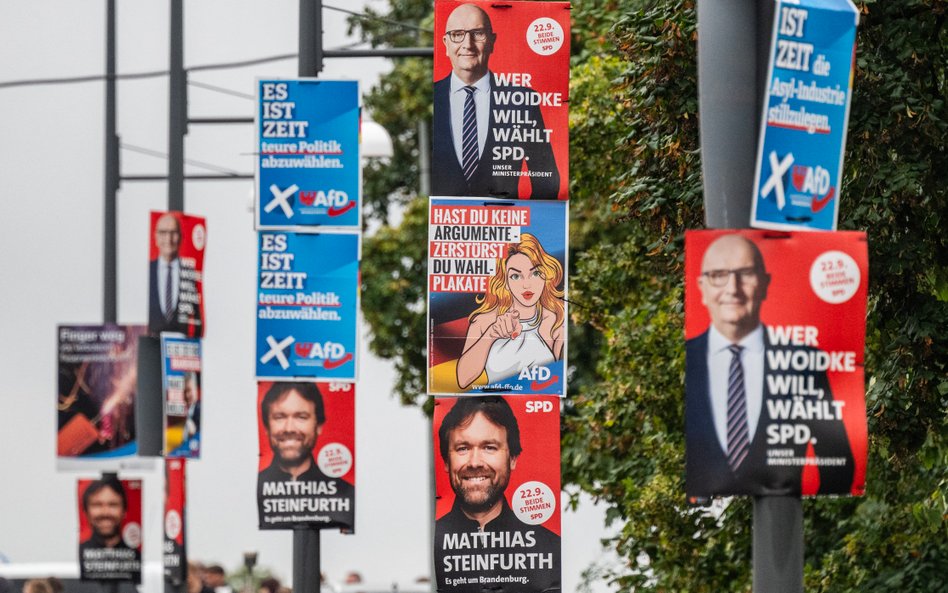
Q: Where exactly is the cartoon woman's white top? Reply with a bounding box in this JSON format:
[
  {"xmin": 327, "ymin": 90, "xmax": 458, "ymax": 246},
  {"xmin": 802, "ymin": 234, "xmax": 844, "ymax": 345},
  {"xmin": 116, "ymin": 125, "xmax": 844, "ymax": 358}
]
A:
[{"xmin": 484, "ymin": 312, "xmax": 555, "ymax": 383}]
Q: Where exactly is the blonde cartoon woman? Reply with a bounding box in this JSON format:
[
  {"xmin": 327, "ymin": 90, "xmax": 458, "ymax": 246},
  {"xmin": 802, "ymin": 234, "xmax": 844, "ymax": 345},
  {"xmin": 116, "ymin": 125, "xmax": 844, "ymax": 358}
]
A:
[{"xmin": 456, "ymin": 234, "xmax": 565, "ymax": 389}]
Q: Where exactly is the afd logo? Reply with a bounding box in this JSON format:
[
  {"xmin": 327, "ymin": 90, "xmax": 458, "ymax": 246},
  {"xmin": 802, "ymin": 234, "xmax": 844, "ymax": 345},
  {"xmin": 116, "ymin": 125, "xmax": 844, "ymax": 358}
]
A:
[
  {"xmin": 298, "ymin": 189, "xmax": 355, "ymax": 217},
  {"xmin": 294, "ymin": 341, "xmax": 352, "ymax": 370},
  {"xmin": 791, "ymin": 164, "xmax": 835, "ymax": 212},
  {"xmin": 518, "ymin": 365, "xmax": 559, "ymax": 391}
]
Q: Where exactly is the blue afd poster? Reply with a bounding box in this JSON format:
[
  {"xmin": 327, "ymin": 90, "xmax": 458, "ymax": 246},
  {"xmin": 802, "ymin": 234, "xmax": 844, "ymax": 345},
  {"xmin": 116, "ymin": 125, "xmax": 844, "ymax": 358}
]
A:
[
  {"xmin": 256, "ymin": 232, "xmax": 359, "ymax": 380},
  {"xmin": 751, "ymin": 0, "xmax": 858, "ymax": 231},
  {"xmin": 256, "ymin": 79, "xmax": 361, "ymax": 230},
  {"xmin": 160, "ymin": 335, "xmax": 202, "ymax": 459}
]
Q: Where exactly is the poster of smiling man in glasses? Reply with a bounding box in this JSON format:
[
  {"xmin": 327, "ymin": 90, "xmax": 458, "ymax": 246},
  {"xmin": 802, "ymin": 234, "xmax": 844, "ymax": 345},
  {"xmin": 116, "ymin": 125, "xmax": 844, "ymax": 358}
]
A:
[
  {"xmin": 684, "ymin": 230, "xmax": 868, "ymax": 500},
  {"xmin": 433, "ymin": 0, "xmax": 570, "ymax": 200}
]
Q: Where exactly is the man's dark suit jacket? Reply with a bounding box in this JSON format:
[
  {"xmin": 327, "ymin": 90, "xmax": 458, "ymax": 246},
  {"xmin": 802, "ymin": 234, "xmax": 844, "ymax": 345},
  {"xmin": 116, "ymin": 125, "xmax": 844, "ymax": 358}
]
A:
[
  {"xmin": 685, "ymin": 328, "xmax": 854, "ymax": 498},
  {"xmin": 187, "ymin": 401, "xmax": 200, "ymax": 430},
  {"xmin": 432, "ymin": 73, "xmax": 560, "ymax": 199},
  {"xmin": 148, "ymin": 258, "xmax": 195, "ymax": 335}
]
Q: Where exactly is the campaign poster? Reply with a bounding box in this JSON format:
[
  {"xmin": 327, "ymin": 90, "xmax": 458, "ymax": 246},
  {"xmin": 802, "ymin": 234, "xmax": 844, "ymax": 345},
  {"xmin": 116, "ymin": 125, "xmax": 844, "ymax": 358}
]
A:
[
  {"xmin": 77, "ymin": 477, "xmax": 143, "ymax": 583},
  {"xmin": 256, "ymin": 381, "xmax": 355, "ymax": 531},
  {"xmin": 164, "ymin": 459, "xmax": 186, "ymax": 584},
  {"xmin": 58, "ymin": 325, "xmax": 147, "ymax": 461},
  {"xmin": 148, "ymin": 211, "xmax": 207, "ymax": 337},
  {"xmin": 161, "ymin": 335, "xmax": 202, "ymax": 458},
  {"xmin": 256, "ymin": 79, "xmax": 361, "ymax": 229},
  {"xmin": 256, "ymin": 232, "xmax": 359, "ymax": 380},
  {"xmin": 434, "ymin": 396, "xmax": 561, "ymax": 593},
  {"xmin": 751, "ymin": 0, "xmax": 859, "ymax": 231},
  {"xmin": 432, "ymin": 0, "xmax": 570, "ymax": 200},
  {"xmin": 428, "ymin": 197, "xmax": 568, "ymax": 396},
  {"xmin": 684, "ymin": 230, "xmax": 868, "ymax": 499}
]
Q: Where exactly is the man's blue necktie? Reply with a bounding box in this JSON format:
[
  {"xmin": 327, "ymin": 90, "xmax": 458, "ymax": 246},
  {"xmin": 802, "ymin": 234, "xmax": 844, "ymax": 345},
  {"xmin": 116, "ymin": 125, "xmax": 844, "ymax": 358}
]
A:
[
  {"xmin": 461, "ymin": 86, "xmax": 478, "ymax": 180},
  {"xmin": 727, "ymin": 344, "xmax": 750, "ymax": 471}
]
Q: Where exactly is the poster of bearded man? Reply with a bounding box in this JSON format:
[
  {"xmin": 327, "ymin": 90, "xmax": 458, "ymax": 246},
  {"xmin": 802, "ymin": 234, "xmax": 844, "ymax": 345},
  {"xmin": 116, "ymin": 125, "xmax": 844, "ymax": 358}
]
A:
[
  {"xmin": 433, "ymin": 395, "xmax": 561, "ymax": 592},
  {"xmin": 256, "ymin": 381, "xmax": 355, "ymax": 530},
  {"xmin": 77, "ymin": 477, "xmax": 143, "ymax": 582}
]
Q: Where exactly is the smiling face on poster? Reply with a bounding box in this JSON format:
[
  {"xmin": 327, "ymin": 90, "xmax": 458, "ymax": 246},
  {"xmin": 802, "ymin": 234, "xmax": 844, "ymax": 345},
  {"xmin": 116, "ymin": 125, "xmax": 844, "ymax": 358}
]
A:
[
  {"xmin": 432, "ymin": 0, "xmax": 571, "ymax": 200},
  {"xmin": 255, "ymin": 232, "xmax": 360, "ymax": 380},
  {"xmin": 434, "ymin": 396, "xmax": 561, "ymax": 592},
  {"xmin": 428, "ymin": 198, "xmax": 568, "ymax": 396},
  {"xmin": 78, "ymin": 477, "xmax": 143, "ymax": 583},
  {"xmin": 256, "ymin": 381, "xmax": 355, "ymax": 531},
  {"xmin": 148, "ymin": 211, "xmax": 206, "ymax": 337},
  {"xmin": 684, "ymin": 230, "xmax": 868, "ymax": 499}
]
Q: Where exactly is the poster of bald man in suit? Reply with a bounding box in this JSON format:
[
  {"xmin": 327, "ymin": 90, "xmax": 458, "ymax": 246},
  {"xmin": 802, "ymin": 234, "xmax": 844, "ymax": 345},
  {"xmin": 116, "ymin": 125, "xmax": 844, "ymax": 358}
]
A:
[
  {"xmin": 684, "ymin": 230, "xmax": 868, "ymax": 500},
  {"xmin": 432, "ymin": 1, "xmax": 570, "ymax": 200},
  {"xmin": 148, "ymin": 211, "xmax": 206, "ymax": 338}
]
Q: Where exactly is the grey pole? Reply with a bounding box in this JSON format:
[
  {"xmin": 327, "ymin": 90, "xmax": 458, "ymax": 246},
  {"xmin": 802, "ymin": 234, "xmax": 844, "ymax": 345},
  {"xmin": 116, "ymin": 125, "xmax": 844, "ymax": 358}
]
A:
[
  {"xmin": 293, "ymin": 527, "xmax": 322, "ymax": 593},
  {"xmin": 168, "ymin": 0, "xmax": 186, "ymax": 212},
  {"xmin": 166, "ymin": 5, "xmax": 186, "ymax": 593},
  {"xmin": 753, "ymin": 496, "xmax": 803, "ymax": 591},
  {"xmin": 696, "ymin": 1, "xmax": 802, "ymax": 592},
  {"xmin": 103, "ymin": 0, "xmax": 118, "ymax": 324},
  {"xmin": 293, "ymin": 3, "xmax": 323, "ymax": 593},
  {"xmin": 300, "ymin": 0, "xmax": 324, "ymax": 76},
  {"xmin": 418, "ymin": 120, "xmax": 431, "ymax": 196},
  {"xmin": 697, "ymin": 0, "xmax": 758, "ymax": 227}
]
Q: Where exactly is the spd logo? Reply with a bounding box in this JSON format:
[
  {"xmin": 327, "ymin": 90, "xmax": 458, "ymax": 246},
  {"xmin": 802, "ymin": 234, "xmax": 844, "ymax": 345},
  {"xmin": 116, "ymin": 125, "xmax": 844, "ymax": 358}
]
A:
[
  {"xmin": 791, "ymin": 165, "xmax": 835, "ymax": 212},
  {"xmin": 294, "ymin": 341, "xmax": 353, "ymax": 370},
  {"xmin": 525, "ymin": 400, "xmax": 554, "ymax": 413},
  {"xmin": 298, "ymin": 189, "xmax": 355, "ymax": 217}
]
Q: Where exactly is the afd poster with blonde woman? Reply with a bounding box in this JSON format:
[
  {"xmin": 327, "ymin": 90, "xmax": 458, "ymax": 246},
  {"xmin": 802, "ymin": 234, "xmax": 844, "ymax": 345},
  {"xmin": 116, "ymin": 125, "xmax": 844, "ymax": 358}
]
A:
[{"xmin": 428, "ymin": 197, "xmax": 567, "ymax": 396}]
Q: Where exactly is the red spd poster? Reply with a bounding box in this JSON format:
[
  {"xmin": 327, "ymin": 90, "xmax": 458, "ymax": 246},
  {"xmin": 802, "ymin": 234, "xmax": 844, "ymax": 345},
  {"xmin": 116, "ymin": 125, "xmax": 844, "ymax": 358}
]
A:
[
  {"xmin": 148, "ymin": 211, "xmax": 207, "ymax": 338},
  {"xmin": 433, "ymin": 0, "xmax": 570, "ymax": 200},
  {"xmin": 256, "ymin": 382, "xmax": 355, "ymax": 531},
  {"xmin": 434, "ymin": 396, "xmax": 561, "ymax": 592},
  {"xmin": 77, "ymin": 477, "xmax": 143, "ymax": 582},
  {"xmin": 164, "ymin": 459, "xmax": 186, "ymax": 584},
  {"xmin": 684, "ymin": 230, "xmax": 868, "ymax": 499}
]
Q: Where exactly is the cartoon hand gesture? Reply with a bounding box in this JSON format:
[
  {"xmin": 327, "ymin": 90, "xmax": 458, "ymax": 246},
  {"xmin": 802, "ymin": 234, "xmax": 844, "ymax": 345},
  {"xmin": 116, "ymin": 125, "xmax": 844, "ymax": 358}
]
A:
[{"xmin": 488, "ymin": 309, "xmax": 521, "ymax": 340}]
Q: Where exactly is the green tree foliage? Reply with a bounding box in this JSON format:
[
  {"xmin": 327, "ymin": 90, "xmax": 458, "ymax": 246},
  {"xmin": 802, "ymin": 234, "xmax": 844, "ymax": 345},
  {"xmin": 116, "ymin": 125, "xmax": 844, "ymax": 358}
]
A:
[
  {"xmin": 355, "ymin": 0, "xmax": 947, "ymax": 589},
  {"xmin": 349, "ymin": 0, "xmax": 433, "ymax": 223},
  {"xmin": 350, "ymin": 0, "xmax": 432, "ymax": 406}
]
